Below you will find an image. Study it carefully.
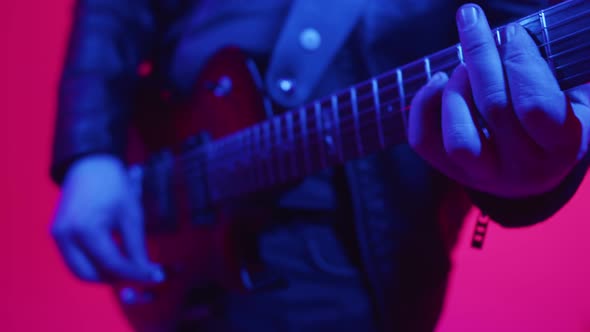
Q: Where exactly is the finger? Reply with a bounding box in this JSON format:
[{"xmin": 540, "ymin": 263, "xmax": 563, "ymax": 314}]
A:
[
  {"xmin": 442, "ymin": 64, "xmax": 497, "ymax": 180},
  {"xmin": 501, "ymin": 23, "xmax": 580, "ymax": 152},
  {"xmin": 52, "ymin": 226, "xmax": 101, "ymax": 282},
  {"xmin": 119, "ymin": 195, "xmax": 164, "ymax": 280},
  {"xmin": 77, "ymin": 226, "xmax": 160, "ymax": 283},
  {"xmin": 456, "ymin": 4, "xmax": 514, "ymax": 131},
  {"xmin": 569, "ymin": 84, "xmax": 590, "ymax": 159},
  {"xmin": 408, "ymin": 71, "xmax": 450, "ymax": 168},
  {"xmin": 120, "ymin": 195, "xmax": 149, "ymax": 264}
]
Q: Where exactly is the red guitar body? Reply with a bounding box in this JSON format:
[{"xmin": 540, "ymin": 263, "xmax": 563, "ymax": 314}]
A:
[{"xmin": 118, "ymin": 47, "xmax": 271, "ymax": 332}]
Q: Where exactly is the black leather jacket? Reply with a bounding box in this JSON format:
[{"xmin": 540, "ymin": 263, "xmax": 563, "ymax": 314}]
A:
[{"xmin": 51, "ymin": 0, "xmax": 589, "ymax": 330}]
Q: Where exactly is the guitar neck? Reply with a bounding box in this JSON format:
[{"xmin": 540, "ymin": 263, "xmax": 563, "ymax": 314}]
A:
[{"xmin": 179, "ymin": 0, "xmax": 590, "ymax": 203}]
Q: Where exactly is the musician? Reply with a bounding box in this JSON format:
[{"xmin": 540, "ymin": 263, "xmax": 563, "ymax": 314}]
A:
[{"xmin": 49, "ymin": 0, "xmax": 590, "ymax": 331}]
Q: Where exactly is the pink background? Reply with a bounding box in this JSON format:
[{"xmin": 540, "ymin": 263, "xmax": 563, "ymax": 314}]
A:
[{"xmin": 3, "ymin": 1, "xmax": 590, "ymax": 331}]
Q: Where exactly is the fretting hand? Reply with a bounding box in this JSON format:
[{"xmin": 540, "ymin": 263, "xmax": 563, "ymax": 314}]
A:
[{"xmin": 409, "ymin": 3, "xmax": 590, "ymax": 198}]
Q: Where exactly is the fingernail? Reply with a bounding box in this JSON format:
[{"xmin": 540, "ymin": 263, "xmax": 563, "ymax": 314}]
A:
[
  {"xmin": 429, "ymin": 72, "xmax": 448, "ymax": 85},
  {"xmin": 503, "ymin": 23, "xmax": 518, "ymax": 43},
  {"xmin": 151, "ymin": 268, "xmax": 166, "ymax": 283},
  {"xmin": 458, "ymin": 5, "xmax": 479, "ymax": 30}
]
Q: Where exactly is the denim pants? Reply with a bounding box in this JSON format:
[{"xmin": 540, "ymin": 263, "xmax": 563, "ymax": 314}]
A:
[{"xmin": 184, "ymin": 216, "xmax": 379, "ymax": 332}]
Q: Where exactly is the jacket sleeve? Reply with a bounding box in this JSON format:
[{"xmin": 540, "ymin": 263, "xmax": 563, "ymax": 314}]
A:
[
  {"xmin": 50, "ymin": 0, "xmax": 156, "ymax": 184},
  {"xmin": 466, "ymin": 0, "xmax": 589, "ymax": 227},
  {"xmin": 469, "ymin": 155, "xmax": 590, "ymax": 227}
]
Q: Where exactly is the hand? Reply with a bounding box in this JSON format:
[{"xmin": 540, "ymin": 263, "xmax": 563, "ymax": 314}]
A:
[
  {"xmin": 51, "ymin": 155, "xmax": 164, "ymax": 283},
  {"xmin": 409, "ymin": 3, "xmax": 590, "ymax": 198}
]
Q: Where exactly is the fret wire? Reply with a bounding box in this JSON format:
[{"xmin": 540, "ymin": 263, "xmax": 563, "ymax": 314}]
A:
[
  {"xmin": 180, "ymin": 49, "xmax": 462, "ymax": 169},
  {"xmin": 539, "ymin": 10, "xmax": 556, "ymax": 73},
  {"xmin": 253, "ymin": 125, "xmax": 263, "ymax": 190},
  {"xmin": 350, "ymin": 87, "xmax": 363, "ymax": 156},
  {"xmin": 263, "ymin": 121, "xmax": 273, "ymax": 186},
  {"xmin": 182, "ymin": 55, "xmax": 459, "ymax": 173},
  {"xmin": 542, "ymin": 0, "xmax": 588, "ymax": 30},
  {"xmin": 204, "ymin": 95, "xmax": 418, "ymax": 193},
  {"xmin": 206, "ymin": 102, "xmax": 414, "ymax": 198},
  {"xmin": 178, "ymin": 1, "xmax": 590, "ymax": 169},
  {"xmin": 198, "ymin": 27, "xmax": 584, "ymax": 169},
  {"xmin": 331, "ymin": 94, "xmax": 344, "ymax": 162},
  {"xmin": 495, "ymin": 28, "xmax": 502, "ymax": 46},
  {"xmin": 187, "ymin": 88, "xmax": 418, "ymax": 178},
  {"xmin": 186, "ymin": 85, "xmax": 590, "ymax": 200},
  {"xmin": 396, "ymin": 68, "xmax": 408, "ymax": 137},
  {"xmin": 179, "ymin": 0, "xmax": 590, "ymax": 192},
  {"xmin": 183, "ymin": 53, "xmax": 461, "ymax": 174},
  {"xmin": 273, "ymin": 116, "xmax": 283, "ymax": 184},
  {"xmin": 424, "ymin": 56, "xmax": 432, "ymax": 81},
  {"xmin": 300, "ymin": 107, "xmax": 311, "ymax": 174},
  {"xmin": 184, "ymin": 62, "xmax": 590, "ymax": 196},
  {"xmin": 286, "ymin": 112, "xmax": 296, "ymax": 181},
  {"xmin": 314, "ymin": 101, "xmax": 327, "ymax": 169},
  {"xmin": 457, "ymin": 44, "xmax": 464, "ymax": 64},
  {"xmin": 372, "ymin": 78, "xmax": 385, "ymax": 148},
  {"xmin": 180, "ymin": 92, "xmax": 412, "ymax": 176}
]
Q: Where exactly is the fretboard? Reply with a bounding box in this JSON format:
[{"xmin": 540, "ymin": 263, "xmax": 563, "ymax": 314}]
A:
[{"xmin": 177, "ymin": 0, "xmax": 590, "ymax": 203}]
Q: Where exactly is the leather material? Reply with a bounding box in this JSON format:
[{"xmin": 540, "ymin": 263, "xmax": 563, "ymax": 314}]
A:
[
  {"xmin": 52, "ymin": 1, "xmax": 585, "ymax": 331},
  {"xmin": 51, "ymin": 0, "xmax": 156, "ymax": 182},
  {"xmin": 265, "ymin": 0, "xmax": 366, "ymax": 108}
]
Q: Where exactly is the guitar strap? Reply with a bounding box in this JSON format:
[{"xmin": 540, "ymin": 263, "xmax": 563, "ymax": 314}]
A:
[{"xmin": 265, "ymin": 0, "xmax": 367, "ymax": 109}]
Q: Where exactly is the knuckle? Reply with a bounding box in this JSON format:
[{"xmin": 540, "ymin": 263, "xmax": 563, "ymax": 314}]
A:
[
  {"xmin": 502, "ymin": 48, "xmax": 530, "ymax": 68},
  {"xmin": 480, "ymin": 89, "xmax": 509, "ymax": 123},
  {"xmin": 482, "ymin": 89, "xmax": 508, "ymax": 111},
  {"xmin": 463, "ymin": 38, "xmax": 492, "ymax": 59},
  {"xmin": 517, "ymin": 100, "xmax": 546, "ymax": 119}
]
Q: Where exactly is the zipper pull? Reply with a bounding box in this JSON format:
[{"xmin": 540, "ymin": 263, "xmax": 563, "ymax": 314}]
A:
[{"xmin": 471, "ymin": 212, "xmax": 491, "ymax": 249}]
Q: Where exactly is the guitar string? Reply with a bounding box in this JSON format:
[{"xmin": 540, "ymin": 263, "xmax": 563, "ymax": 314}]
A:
[
  {"xmin": 174, "ymin": 17, "xmax": 590, "ymax": 171},
  {"xmin": 168, "ymin": 21, "xmax": 588, "ymax": 200},
  {"xmin": 144, "ymin": 1, "xmax": 590, "ymax": 202},
  {"xmin": 178, "ymin": 48, "xmax": 589, "ymax": 178},
  {"xmin": 181, "ymin": 58, "xmax": 590, "ymax": 203},
  {"xmin": 149, "ymin": 7, "xmax": 590, "ymax": 187},
  {"xmin": 177, "ymin": 62, "xmax": 590, "ymax": 199},
  {"xmin": 176, "ymin": 64, "xmax": 590, "ymax": 200}
]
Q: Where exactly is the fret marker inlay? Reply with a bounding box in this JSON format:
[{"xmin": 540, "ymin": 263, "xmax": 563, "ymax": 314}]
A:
[{"xmin": 539, "ymin": 10, "xmax": 555, "ymax": 73}]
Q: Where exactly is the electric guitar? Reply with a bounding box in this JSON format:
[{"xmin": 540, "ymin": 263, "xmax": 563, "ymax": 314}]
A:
[{"xmin": 116, "ymin": 0, "xmax": 590, "ymax": 330}]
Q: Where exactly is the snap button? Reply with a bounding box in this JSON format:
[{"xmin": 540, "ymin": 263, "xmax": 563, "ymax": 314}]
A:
[
  {"xmin": 277, "ymin": 78, "xmax": 296, "ymax": 95},
  {"xmin": 299, "ymin": 28, "xmax": 321, "ymax": 51}
]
